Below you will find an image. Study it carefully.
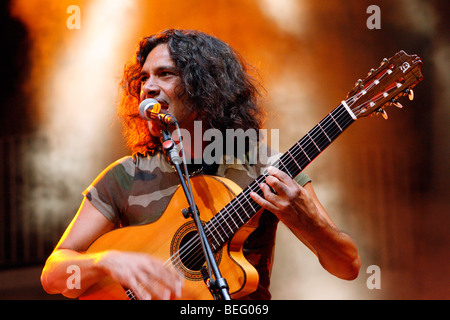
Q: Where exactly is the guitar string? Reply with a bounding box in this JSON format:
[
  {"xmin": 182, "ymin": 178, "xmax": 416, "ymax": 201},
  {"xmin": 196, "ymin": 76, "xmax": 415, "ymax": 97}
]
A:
[{"xmin": 161, "ymin": 70, "xmax": 396, "ymax": 276}]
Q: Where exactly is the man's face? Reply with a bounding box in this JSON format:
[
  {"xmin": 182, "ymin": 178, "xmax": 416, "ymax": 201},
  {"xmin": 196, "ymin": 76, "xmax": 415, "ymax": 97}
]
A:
[{"xmin": 139, "ymin": 43, "xmax": 194, "ymax": 136}]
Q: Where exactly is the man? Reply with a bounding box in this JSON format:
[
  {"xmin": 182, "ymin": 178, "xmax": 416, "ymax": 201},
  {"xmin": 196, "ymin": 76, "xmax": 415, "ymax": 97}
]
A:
[{"xmin": 41, "ymin": 29, "xmax": 360, "ymax": 300}]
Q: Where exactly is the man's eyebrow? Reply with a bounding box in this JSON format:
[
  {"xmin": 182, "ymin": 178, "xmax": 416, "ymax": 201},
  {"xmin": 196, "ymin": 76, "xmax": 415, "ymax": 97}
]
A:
[
  {"xmin": 139, "ymin": 65, "xmax": 179, "ymax": 77},
  {"xmin": 155, "ymin": 65, "xmax": 179, "ymax": 73}
]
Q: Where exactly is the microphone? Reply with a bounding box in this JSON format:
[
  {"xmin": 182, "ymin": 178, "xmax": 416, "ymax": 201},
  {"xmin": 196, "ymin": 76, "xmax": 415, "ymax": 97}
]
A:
[{"xmin": 139, "ymin": 98, "xmax": 177, "ymax": 125}]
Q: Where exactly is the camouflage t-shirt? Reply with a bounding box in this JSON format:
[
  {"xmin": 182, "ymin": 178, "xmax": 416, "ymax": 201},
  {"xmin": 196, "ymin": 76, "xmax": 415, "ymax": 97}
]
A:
[{"xmin": 83, "ymin": 149, "xmax": 311, "ymax": 299}]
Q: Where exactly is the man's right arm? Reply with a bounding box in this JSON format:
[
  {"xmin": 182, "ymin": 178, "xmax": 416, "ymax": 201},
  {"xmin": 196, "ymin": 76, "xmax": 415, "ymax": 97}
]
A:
[
  {"xmin": 41, "ymin": 197, "xmax": 116, "ymax": 298},
  {"xmin": 40, "ymin": 198, "xmax": 184, "ymax": 299}
]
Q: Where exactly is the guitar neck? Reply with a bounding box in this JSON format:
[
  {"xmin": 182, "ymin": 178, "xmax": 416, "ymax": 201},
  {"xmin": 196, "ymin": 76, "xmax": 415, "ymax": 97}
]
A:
[{"xmin": 205, "ymin": 103, "xmax": 356, "ymax": 250}]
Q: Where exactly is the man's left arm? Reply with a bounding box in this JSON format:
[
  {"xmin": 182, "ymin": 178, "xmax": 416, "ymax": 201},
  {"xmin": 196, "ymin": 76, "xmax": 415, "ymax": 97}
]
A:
[{"xmin": 250, "ymin": 166, "xmax": 361, "ymax": 280}]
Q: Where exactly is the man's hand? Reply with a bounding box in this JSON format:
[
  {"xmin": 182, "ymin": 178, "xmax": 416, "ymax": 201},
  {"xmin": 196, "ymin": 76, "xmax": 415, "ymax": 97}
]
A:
[
  {"xmin": 95, "ymin": 250, "xmax": 184, "ymax": 300},
  {"xmin": 249, "ymin": 166, "xmax": 361, "ymax": 280},
  {"xmin": 250, "ymin": 166, "xmax": 321, "ymax": 230}
]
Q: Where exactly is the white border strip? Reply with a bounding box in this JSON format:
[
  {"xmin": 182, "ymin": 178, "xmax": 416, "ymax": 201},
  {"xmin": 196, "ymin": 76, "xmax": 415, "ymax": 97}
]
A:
[{"xmin": 341, "ymin": 100, "xmax": 357, "ymax": 120}]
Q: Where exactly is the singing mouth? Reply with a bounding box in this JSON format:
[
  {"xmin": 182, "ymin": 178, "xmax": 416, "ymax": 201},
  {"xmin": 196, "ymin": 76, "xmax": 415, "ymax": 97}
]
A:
[{"xmin": 157, "ymin": 99, "xmax": 169, "ymax": 111}]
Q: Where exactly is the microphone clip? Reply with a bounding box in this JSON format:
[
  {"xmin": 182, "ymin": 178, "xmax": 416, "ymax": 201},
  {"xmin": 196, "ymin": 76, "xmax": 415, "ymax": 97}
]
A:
[{"xmin": 160, "ymin": 129, "xmax": 182, "ymax": 165}]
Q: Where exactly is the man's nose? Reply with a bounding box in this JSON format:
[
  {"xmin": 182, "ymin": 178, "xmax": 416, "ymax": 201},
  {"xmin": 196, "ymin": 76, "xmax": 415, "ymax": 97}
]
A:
[{"xmin": 141, "ymin": 77, "xmax": 160, "ymax": 98}]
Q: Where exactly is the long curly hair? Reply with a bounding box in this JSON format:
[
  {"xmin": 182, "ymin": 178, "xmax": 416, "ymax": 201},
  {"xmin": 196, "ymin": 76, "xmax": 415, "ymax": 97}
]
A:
[{"xmin": 117, "ymin": 29, "xmax": 265, "ymax": 156}]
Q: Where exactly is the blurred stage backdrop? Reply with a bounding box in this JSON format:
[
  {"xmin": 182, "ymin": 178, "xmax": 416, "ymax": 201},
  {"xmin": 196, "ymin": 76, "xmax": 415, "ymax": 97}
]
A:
[{"xmin": 0, "ymin": 0, "xmax": 448, "ymax": 299}]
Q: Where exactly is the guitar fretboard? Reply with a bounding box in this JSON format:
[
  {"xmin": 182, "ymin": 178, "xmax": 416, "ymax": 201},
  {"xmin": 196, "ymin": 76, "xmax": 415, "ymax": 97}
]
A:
[{"xmin": 203, "ymin": 104, "xmax": 356, "ymax": 250}]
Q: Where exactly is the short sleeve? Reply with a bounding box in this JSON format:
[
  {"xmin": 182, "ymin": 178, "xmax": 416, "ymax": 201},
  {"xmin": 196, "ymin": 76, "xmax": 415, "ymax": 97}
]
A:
[
  {"xmin": 294, "ymin": 171, "xmax": 311, "ymax": 187},
  {"xmin": 83, "ymin": 156, "xmax": 135, "ymax": 226}
]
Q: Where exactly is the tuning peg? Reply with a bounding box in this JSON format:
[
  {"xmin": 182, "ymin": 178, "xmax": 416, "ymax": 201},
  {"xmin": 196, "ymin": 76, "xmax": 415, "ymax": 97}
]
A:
[
  {"xmin": 377, "ymin": 108, "xmax": 388, "ymax": 120},
  {"xmin": 390, "ymin": 98, "xmax": 403, "ymax": 108},
  {"xmin": 404, "ymin": 88, "xmax": 414, "ymax": 101}
]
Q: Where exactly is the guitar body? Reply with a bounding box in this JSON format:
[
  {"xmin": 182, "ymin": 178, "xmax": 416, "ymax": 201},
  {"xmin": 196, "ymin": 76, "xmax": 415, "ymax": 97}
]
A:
[{"xmin": 80, "ymin": 175, "xmax": 260, "ymax": 300}]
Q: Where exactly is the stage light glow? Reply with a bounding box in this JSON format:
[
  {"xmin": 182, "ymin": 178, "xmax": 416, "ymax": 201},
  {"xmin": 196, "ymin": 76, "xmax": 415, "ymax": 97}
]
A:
[
  {"xmin": 258, "ymin": 0, "xmax": 308, "ymax": 36},
  {"xmin": 11, "ymin": 0, "xmax": 139, "ymax": 225}
]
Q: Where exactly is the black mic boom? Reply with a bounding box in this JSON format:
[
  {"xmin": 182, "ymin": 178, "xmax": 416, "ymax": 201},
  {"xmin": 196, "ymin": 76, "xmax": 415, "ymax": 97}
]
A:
[{"xmin": 139, "ymin": 98, "xmax": 177, "ymax": 125}]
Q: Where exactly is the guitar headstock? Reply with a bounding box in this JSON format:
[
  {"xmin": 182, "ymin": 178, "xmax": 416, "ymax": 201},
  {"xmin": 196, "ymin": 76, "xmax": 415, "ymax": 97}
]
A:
[{"xmin": 346, "ymin": 50, "xmax": 423, "ymax": 120}]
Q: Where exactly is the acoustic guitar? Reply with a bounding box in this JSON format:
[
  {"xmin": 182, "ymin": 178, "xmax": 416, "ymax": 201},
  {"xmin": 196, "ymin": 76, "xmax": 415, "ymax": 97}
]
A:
[{"xmin": 80, "ymin": 51, "xmax": 423, "ymax": 300}]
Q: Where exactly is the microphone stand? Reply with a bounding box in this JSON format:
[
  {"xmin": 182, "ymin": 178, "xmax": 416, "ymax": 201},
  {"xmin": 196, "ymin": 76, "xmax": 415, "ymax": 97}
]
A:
[{"xmin": 160, "ymin": 128, "xmax": 231, "ymax": 300}]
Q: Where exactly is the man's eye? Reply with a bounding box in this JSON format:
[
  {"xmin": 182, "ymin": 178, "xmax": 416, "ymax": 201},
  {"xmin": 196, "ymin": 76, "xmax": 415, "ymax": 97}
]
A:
[
  {"xmin": 140, "ymin": 76, "xmax": 148, "ymax": 83},
  {"xmin": 161, "ymin": 69, "xmax": 180, "ymax": 77}
]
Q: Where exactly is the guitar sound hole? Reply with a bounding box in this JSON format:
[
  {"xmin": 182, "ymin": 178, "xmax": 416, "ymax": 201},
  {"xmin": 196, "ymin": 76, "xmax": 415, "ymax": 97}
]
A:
[
  {"xmin": 171, "ymin": 220, "xmax": 222, "ymax": 280},
  {"xmin": 179, "ymin": 231, "xmax": 205, "ymax": 271}
]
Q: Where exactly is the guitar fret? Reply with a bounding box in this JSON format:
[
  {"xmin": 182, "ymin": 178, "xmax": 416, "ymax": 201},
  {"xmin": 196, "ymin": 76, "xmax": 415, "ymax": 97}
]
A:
[
  {"xmin": 207, "ymin": 217, "xmax": 226, "ymax": 248},
  {"xmin": 296, "ymin": 141, "xmax": 311, "ymax": 161},
  {"xmin": 234, "ymin": 197, "xmax": 251, "ymax": 219},
  {"xmin": 300, "ymin": 135, "xmax": 318, "ymax": 160},
  {"xmin": 205, "ymin": 224, "xmax": 220, "ymax": 248},
  {"xmin": 318, "ymin": 122, "xmax": 332, "ymax": 142},
  {"xmin": 321, "ymin": 116, "xmax": 341, "ymax": 141},
  {"xmin": 287, "ymin": 149, "xmax": 302, "ymax": 171},
  {"xmin": 126, "ymin": 289, "xmax": 136, "ymax": 300},
  {"xmin": 223, "ymin": 206, "xmax": 239, "ymax": 230},
  {"xmin": 209, "ymin": 220, "xmax": 225, "ymax": 243},
  {"xmin": 241, "ymin": 190, "xmax": 256, "ymax": 213},
  {"xmin": 230, "ymin": 201, "xmax": 245, "ymax": 225},
  {"xmin": 247, "ymin": 183, "xmax": 263, "ymax": 209},
  {"xmin": 215, "ymin": 219, "xmax": 228, "ymax": 240},
  {"xmin": 329, "ymin": 113, "xmax": 343, "ymax": 131},
  {"xmin": 307, "ymin": 132, "xmax": 321, "ymax": 152},
  {"xmin": 278, "ymin": 158, "xmax": 293, "ymax": 178},
  {"xmin": 332, "ymin": 105, "xmax": 355, "ymax": 130},
  {"xmin": 310, "ymin": 125, "xmax": 329, "ymax": 151},
  {"xmin": 217, "ymin": 210, "xmax": 232, "ymax": 236}
]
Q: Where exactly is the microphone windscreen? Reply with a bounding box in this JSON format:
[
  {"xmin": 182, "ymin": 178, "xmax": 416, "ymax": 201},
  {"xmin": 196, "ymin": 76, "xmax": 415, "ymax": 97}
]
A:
[{"xmin": 139, "ymin": 98, "xmax": 159, "ymax": 120}]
